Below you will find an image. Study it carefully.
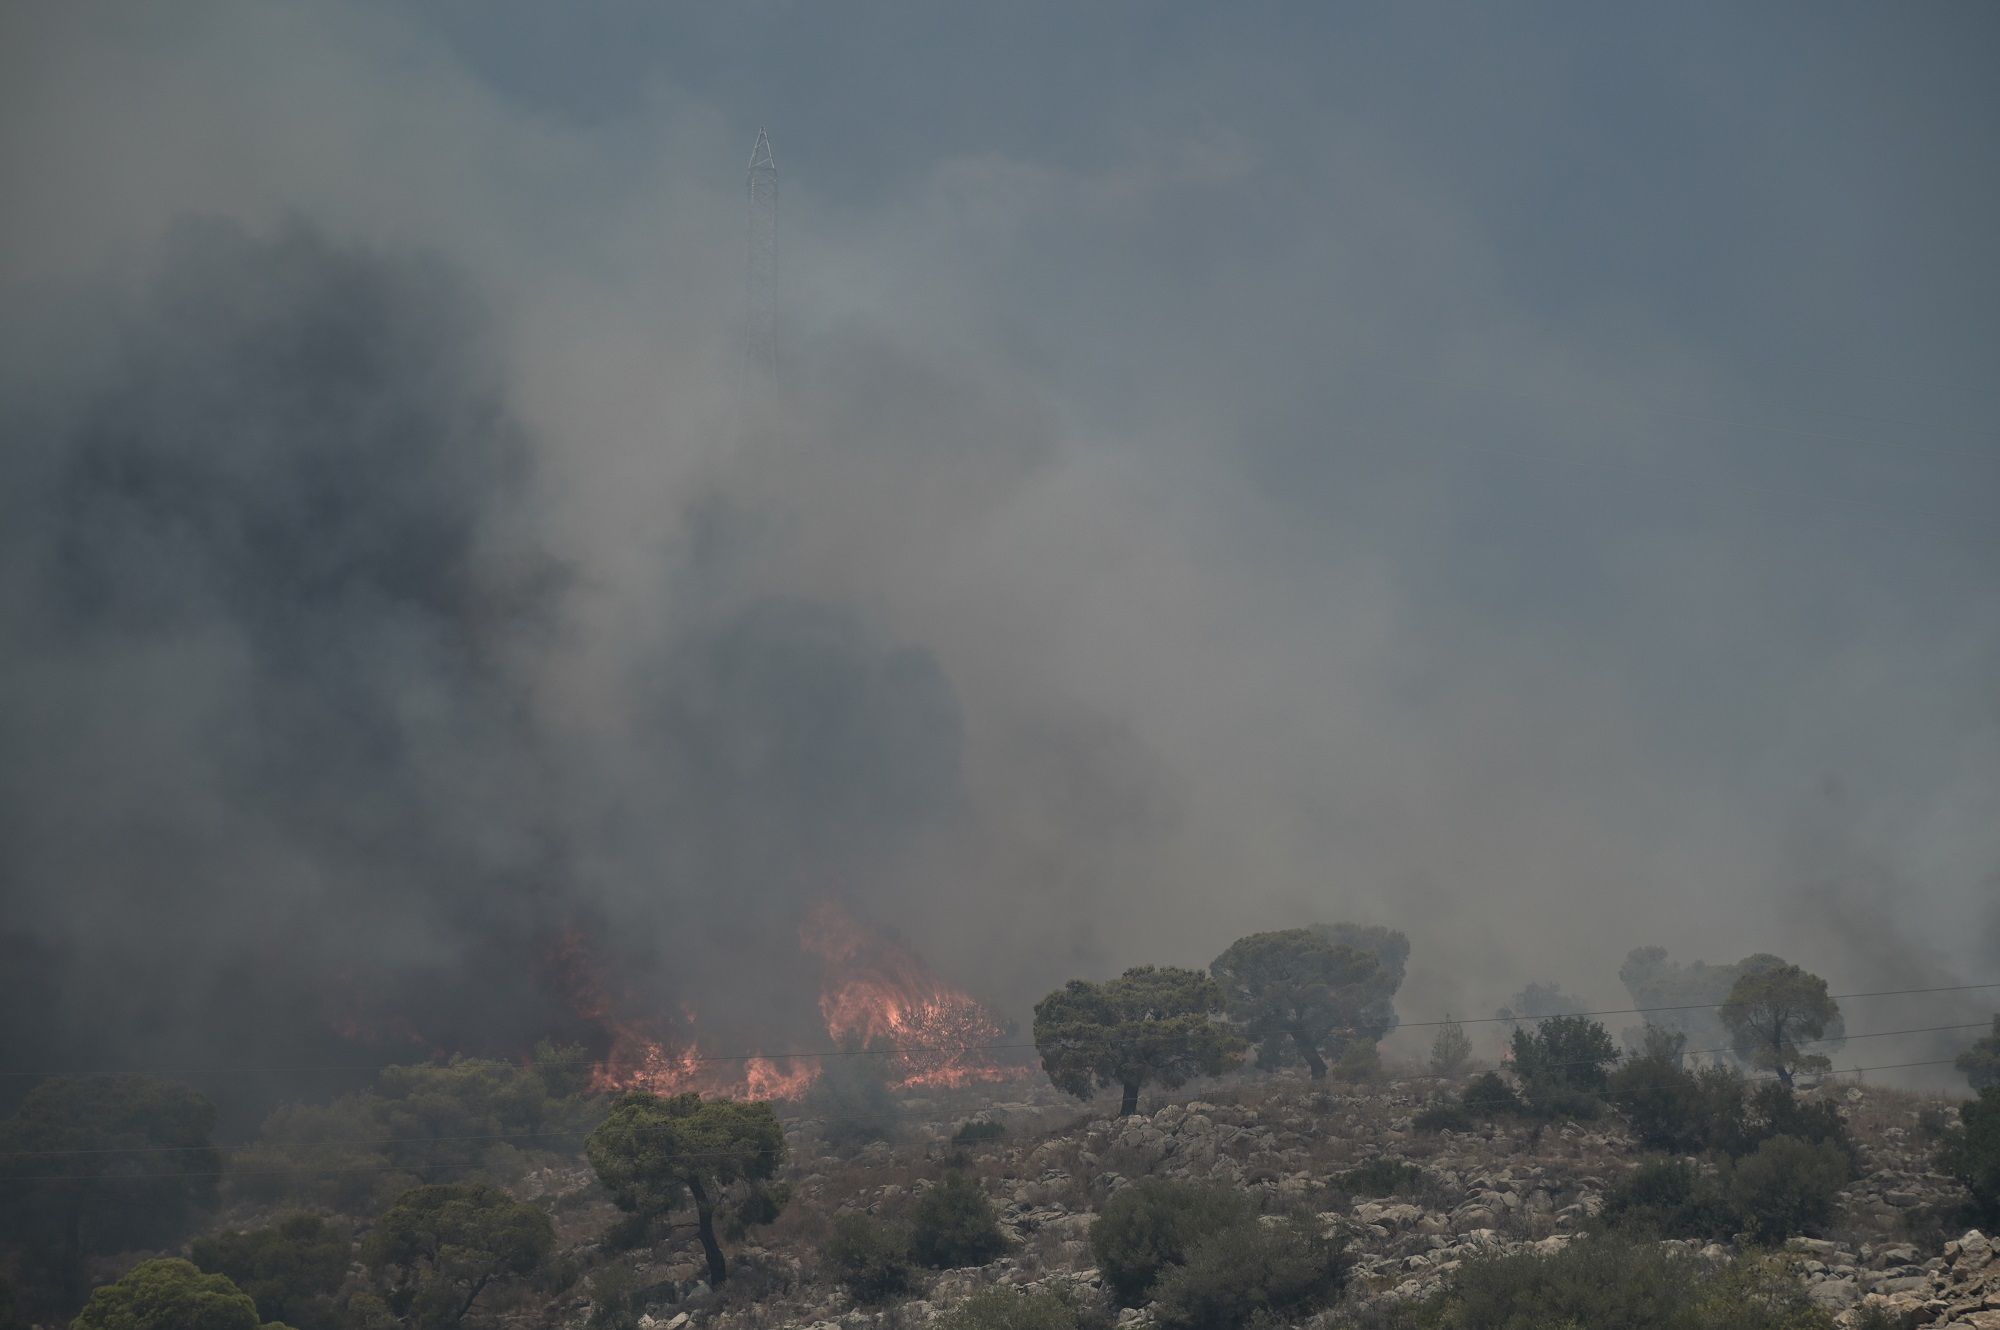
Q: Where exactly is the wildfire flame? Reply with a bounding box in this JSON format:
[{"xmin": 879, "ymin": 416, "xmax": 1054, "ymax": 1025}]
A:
[
  {"xmin": 799, "ymin": 899, "xmax": 1020, "ymax": 1090},
  {"xmin": 532, "ymin": 901, "xmax": 1023, "ymax": 1101}
]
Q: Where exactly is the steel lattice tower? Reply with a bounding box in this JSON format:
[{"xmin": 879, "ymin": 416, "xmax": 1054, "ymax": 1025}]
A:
[{"xmin": 744, "ymin": 128, "xmax": 777, "ymax": 400}]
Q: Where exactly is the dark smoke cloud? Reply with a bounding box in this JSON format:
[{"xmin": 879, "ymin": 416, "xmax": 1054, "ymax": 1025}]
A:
[{"xmin": 2, "ymin": 3, "xmax": 1997, "ymax": 1117}]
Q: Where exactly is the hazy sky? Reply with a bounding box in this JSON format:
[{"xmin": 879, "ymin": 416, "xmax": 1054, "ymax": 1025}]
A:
[{"xmin": 1, "ymin": 2, "xmax": 1994, "ymax": 1099}]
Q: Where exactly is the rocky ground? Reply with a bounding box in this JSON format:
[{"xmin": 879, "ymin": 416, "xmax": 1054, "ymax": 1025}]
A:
[{"xmin": 499, "ymin": 1068, "xmax": 1980, "ymax": 1329}]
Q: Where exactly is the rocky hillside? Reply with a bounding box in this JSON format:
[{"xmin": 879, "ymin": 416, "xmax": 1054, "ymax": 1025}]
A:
[{"xmin": 499, "ymin": 1069, "xmax": 1976, "ymax": 1329}]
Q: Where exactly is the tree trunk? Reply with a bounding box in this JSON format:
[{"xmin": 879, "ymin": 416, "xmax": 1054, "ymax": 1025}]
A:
[
  {"xmin": 687, "ymin": 1176, "xmax": 728, "ymax": 1286},
  {"xmin": 1120, "ymin": 1082, "xmax": 1141, "ymax": 1116},
  {"xmin": 1295, "ymin": 1029, "xmax": 1327, "ymax": 1081}
]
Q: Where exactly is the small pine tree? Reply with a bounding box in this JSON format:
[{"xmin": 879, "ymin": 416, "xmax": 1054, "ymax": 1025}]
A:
[{"xmin": 1430, "ymin": 1015, "xmax": 1472, "ymax": 1077}]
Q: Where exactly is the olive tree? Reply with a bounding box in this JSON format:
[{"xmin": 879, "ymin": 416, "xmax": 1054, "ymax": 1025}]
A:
[
  {"xmin": 1209, "ymin": 930, "xmax": 1382, "ymax": 1080},
  {"xmin": 1718, "ymin": 963, "xmax": 1840, "ymax": 1088},
  {"xmin": 584, "ymin": 1092, "xmax": 788, "ymax": 1286},
  {"xmin": 1034, "ymin": 966, "xmax": 1245, "ymax": 1116}
]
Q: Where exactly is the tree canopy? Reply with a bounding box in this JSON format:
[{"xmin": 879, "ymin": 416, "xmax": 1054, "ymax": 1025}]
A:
[
  {"xmin": 363, "ymin": 1182, "xmax": 553, "ymax": 1328},
  {"xmin": 1309, "ymin": 923, "xmax": 1409, "ymax": 1041},
  {"xmin": 0, "ymin": 1075, "xmax": 222, "ymax": 1315},
  {"xmin": 1509, "ymin": 1014, "xmax": 1619, "ymax": 1116},
  {"xmin": 1957, "ymin": 1015, "xmax": 2000, "ymax": 1092},
  {"xmin": 1033, "ymin": 966, "xmax": 1245, "ymax": 1116},
  {"xmin": 584, "ymin": 1091, "xmax": 788, "ymax": 1286},
  {"xmin": 1210, "ymin": 930, "xmax": 1383, "ymax": 1080},
  {"xmin": 70, "ymin": 1259, "xmax": 264, "ymax": 1330},
  {"xmin": 238, "ymin": 1055, "xmax": 599, "ymax": 1213},
  {"xmin": 191, "ymin": 1213, "xmax": 351, "ymax": 1330},
  {"xmin": 1717, "ymin": 963, "xmax": 1840, "ymax": 1088}
]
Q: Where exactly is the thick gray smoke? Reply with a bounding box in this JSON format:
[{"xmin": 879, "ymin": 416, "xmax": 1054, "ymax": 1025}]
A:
[{"xmin": 2, "ymin": 4, "xmax": 1996, "ymax": 1118}]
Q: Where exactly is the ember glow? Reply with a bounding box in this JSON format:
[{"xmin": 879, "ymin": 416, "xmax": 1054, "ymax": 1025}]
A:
[
  {"xmin": 800, "ymin": 900, "xmax": 1024, "ymax": 1090},
  {"xmin": 531, "ymin": 903, "xmax": 1023, "ymax": 1100}
]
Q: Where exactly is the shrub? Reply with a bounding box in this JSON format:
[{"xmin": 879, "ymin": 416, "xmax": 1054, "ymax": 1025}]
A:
[
  {"xmin": 1339, "ymin": 1158, "xmax": 1425, "ymax": 1198},
  {"xmin": 932, "ymin": 1286, "xmax": 1115, "ymax": 1330},
  {"xmin": 953, "ymin": 1119, "xmax": 1006, "ymax": 1144},
  {"xmin": 1511, "ymin": 1015, "xmax": 1618, "ymax": 1116},
  {"xmin": 1380, "ymin": 1232, "xmax": 1833, "ymax": 1329},
  {"xmin": 1429, "ymin": 1016, "xmax": 1473, "ymax": 1078},
  {"xmin": 908, "ymin": 1172, "xmax": 1011, "ymax": 1269},
  {"xmin": 1934, "ymin": 1086, "xmax": 2000, "ymax": 1228},
  {"xmin": 1413, "ymin": 1101, "xmax": 1475, "ymax": 1133},
  {"xmin": 822, "ymin": 1213, "xmax": 915, "ymax": 1303},
  {"xmin": 1088, "ymin": 1178, "xmax": 1255, "ymax": 1306},
  {"xmin": 1149, "ymin": 1214, "xmax": 1348, "ymax": 1330},
  {"xmin": 1601, "ymin": 1158, "xmax": 1740, "ymax": 1241},
  {"xmin": 1335, "ymin": 1040, "xmax": 1385, "ymax": 1083},
  {"xmin": 1725, "ymin": 1084, "xmax": 1854, "ymax": 1167},
  {"xmin": 586, "ymin": 1264, "xmax": 640, "ymax": 1330},
  {"xmin": 190, "ymin": 1212, "xmax": 351, "ymax": 1330},
  {"xmin": 1609, "ymin": 1057, "xmax": 1746, "ymax": 1154},
  {"xmin": 1461, "ymin": 1071, "xmax": 1524, "ymax": 1117},
  {"xmin": 1727, "ymin": 1135, "xmax": 1849, "ymax": 1244}
]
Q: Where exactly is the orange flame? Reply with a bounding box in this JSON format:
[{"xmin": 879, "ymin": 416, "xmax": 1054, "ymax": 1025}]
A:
[
  {"xmin": 543, "ymin": 904, "xmax": 1023, "ymax": 1101},
  {"xmin": 800, "ymin": 899, "xmax": 1024, "ymax": 1090}
]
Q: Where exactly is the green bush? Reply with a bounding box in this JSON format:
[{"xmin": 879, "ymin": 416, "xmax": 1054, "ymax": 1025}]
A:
[
  {"xmin": 70, "ymin": 1259, "xmax": 263, "ymax": 1330},
  {"xmin": 1381, "ymin": 1233, "xmax": 1833, "ymax": 1329},
  {"xmin": 932, "ymin": 1286, "xmax": 1114, "ymax": 1330},
  {"xmin": 1602, "ymin": 1135, "xmax": 1849, "ymax": 1244},
  {"xmin": 1334, "ymin": 1040, "xmax": 1385, "ymax": 1083},
  {"xmin": 908, "ymin": 1172, "xmax": 1011, "ymax": 1269},
  {"xmin": 1338, "ymin": 1158, "xmax": 1425, "ymax": 1197},
  {"xmin": 1609, "ymin": 1057, "xmax": 1746, "ymax": 1154},
  {"xmin": 1461, "ymin": 1071, "xmax": 1524, "ymax": 1118},
  {"xmin": 1149, "ymin": 1214, "xmax": 1347, "ymax": 1330},
  {"xmin": 1935, "ymin": 1085, "xmax": 2000, "ymax": 1227},
  {"xmin": 1730, "ymin": 1085, "xmax": 1855, "ymax": 1166},
  {"xmin": 1511, "ymin": 1015, "xmax": 1618, "ymax": 1117},
  {"xmin": 1088, "ymin": 1178, "xmax": 1255, "ymax": 1306},
  {"xmin": 190, "ymin": 1213, "xmax": 350, "ymax": 1330},
  {"xmin": 1727, "ymin": 1135, "xmax": 1849, "ymax": 1244},
  {"xmin": 953, "ymin": 1119, "xmax": 1006, "ymax": 1144},
  {"xmin": 822, "ymin": 1213, "xmax": 915, "ymax": 1303},
  {"xmin": 1413, "ymin": 1101, "xmax": 1475, "ymax": 1133},
  {"xmin": 1412, "ymin": 1072, "xmax": 1519, "ymax": 1133},
  {"xmin": 1601, "ymin": 1158, "xmax": 1740, "ymax": 1241}
]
